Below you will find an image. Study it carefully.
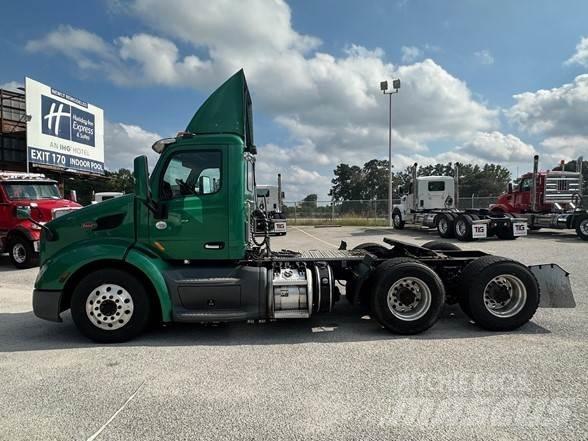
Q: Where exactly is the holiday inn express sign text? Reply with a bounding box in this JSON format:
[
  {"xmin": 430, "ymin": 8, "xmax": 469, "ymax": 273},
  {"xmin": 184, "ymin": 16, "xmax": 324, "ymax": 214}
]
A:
[{"xmin": 25, "ymin": 77, "xmax": 105, "ymax": 174}]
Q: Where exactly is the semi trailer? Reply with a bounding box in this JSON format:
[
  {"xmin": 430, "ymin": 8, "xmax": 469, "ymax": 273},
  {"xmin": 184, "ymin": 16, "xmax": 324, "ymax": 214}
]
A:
[
  {"xmin": 31, "ymin": 70, "xmax": 574, "ymax": 343},
  {"xmin": 491, "ymin": 155, "xmax": 587, "ymax": 240},
  {"xmin": 392, "ymin": 164, "xmax": 528, "ymax": 241}
]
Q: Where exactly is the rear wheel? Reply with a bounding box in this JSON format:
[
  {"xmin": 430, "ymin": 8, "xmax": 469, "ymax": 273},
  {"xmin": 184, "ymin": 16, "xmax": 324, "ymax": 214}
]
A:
[
  {"xmin": 436, "ymin": 214, "xmax": 454, "ymax": 238},
  {"xmin": 459, "ymin": 256, "xmax": 539, "ymax": 331},
  {"xmin": 8, "ymin": 236, "xmax": 38, "ymax": 269},
  {"xmin": 454, "ymin": 215, "xmax": 473, "ymax": 242},
  {"xmin": 576, "ymin": 217, "xmax": 588, "ymax": 240},
  {"xmin": 71, "ymin": 268, "xmax": 151, "ymax": 343},
  {"xmin": 392, "ymin": 210, "xmax": 405, "ymax": 229},
  {"xmin": 370, "ymin": 258, "xmax": 445, "ymax": 334},
  {"xmin": 421, "ymin": 240, "xmax": 461, "ymax": 251}
]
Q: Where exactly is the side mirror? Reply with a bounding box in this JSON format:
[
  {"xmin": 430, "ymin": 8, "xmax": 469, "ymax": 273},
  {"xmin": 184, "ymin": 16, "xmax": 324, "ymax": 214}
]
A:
[
  {"xmin": 16, "ymin": 206, "xmax": 31, "ymax": 220},
  {"xmin": 134, "ymin": 155, "xmax": 150, "ymax": 202},
  {"xmin": 507, "ymin": 182, "xmax": 513, "ymax": 193}
]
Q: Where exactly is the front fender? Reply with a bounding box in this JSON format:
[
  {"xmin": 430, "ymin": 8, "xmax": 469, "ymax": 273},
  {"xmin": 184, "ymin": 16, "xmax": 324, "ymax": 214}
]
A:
[
  {"xmin": 125, "ymin": 246, "xmax": 173, "ymax": 322},
  {"xmin": 35, "ymin": 238, "xmax": 132, "ymax": 290}
]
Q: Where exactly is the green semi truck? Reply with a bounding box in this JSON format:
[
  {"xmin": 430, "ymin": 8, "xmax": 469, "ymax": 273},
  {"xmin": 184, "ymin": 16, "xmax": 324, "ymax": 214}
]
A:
[{"xmin": 31, "ymin": 70, "xmax": 575, "ymax": 342}]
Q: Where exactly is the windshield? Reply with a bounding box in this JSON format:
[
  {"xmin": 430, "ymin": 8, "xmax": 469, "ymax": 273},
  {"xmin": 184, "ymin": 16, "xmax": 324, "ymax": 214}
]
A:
[{"xmin": 3, "ymin": 182, "xmax": 61, "ymax": 200}]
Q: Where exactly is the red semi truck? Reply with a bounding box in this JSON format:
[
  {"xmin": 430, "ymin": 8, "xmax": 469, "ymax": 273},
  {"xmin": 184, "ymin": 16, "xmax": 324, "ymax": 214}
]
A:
[
  {"xmin": 491, "ymin": 155, "xmax": 587, "ymax": 240},
  {"xmin": 0, "ymin": 172, "xmax": 81, "ymax": 268}
]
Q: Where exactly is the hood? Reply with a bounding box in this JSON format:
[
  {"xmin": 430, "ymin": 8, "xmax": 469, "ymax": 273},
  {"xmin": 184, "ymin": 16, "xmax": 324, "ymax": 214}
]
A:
[
  {"xmin": 185, "ymin": 69, "xmax": 255, "ymax": 152},
  {"xmin": 17, "ymin": 198, "xmax": 81, "ymax": 222},
  {"xmin": 41, "ymin": 193, "xmax": 135, "ymax": 264}
]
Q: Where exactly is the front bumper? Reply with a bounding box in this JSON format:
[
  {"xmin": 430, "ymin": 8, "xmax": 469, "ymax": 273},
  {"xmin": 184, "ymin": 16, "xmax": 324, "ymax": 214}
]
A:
[{"xmin": 33, "ymin": 289, "xmax": 63, "ymax": 322}]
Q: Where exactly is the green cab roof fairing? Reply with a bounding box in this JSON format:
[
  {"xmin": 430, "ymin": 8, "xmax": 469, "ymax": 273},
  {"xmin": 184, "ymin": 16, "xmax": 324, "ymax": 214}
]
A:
[{"xmin": 186, "ymin": 69, "xmax": 255, "ymax": 152}]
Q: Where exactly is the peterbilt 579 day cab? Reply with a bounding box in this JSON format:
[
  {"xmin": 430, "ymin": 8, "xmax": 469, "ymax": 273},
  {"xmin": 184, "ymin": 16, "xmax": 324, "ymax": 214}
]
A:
[
  {"xmin": 31, "ymin": 71, "xmax": 574, "ymax": 342},
  {"xmin": 491, "ymin": 155, "xmax": 587, "ymax": 240},
  {"xmin": 0, "ymin": 172, "xmax": 80, "ymax": 268},
  {"xmin": 392, "ymin": 164, "xmax": 528, "ymax": 241}
]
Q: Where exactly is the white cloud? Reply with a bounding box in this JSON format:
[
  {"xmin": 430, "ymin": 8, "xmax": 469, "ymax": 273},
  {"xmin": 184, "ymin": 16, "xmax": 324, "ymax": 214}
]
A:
[
  {"xmin": 0, "ymin": 81, "xmax": 23, "ymax": 92},
  {"xmin": 507, "ymin": 74, "xmax": 588, "ymax": 137},
  {"xmin": 564, "ymin": 36, "xmax": 588, "ymax": 67},
  {"xmin": 541, "ymin": 135, "xmax": 588, "ymax": 160},
  {"xmin": 455, "ymin": 131, "xmax": 535, "ymax": 162},
  {"xmin": 474, "ymin": 49, "xmax": 494, "ymax": 65},
  {"xmin": 104, "ymin": 121, "xmax": 161, "ymax": 170},
  {"xmin": 25, "ymin": 0, "xmax": 503, "ymax": 198},
  {"xmin": 401, "ymin": 46, "xmax": 423, "ymax": 63}
]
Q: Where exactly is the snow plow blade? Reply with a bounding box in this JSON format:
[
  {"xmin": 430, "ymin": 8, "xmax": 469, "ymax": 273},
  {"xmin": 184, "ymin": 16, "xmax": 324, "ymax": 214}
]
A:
[{"xmin": 529, "ymin": 264, "xmax": 575, "ymax": 308}]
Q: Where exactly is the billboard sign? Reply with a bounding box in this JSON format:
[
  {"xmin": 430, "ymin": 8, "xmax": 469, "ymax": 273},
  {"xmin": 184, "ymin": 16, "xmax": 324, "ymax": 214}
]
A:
[{"xmin": 25, "ymin": 77, "xmax": 104, "ymax": 174}]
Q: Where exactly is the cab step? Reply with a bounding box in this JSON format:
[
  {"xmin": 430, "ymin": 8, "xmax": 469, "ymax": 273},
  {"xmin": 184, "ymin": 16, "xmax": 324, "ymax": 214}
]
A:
[{"xmin": 172, "ymin": 308, "xmax": 249, "ymax": 323}]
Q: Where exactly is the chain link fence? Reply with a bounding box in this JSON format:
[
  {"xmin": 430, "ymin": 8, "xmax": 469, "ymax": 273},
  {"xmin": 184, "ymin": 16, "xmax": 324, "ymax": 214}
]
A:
[
  {"xmin": 283, "ymin": 197, "xmax": 500, "ymax": 225},
  {"xmin": 283, "ymin": 195, "xmax": 588, "ymax": 225}
]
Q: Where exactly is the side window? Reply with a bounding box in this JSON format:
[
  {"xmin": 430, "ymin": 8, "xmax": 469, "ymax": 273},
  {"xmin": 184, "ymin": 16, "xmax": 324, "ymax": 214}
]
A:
[
  {"xmin": 520, "ymin": 178, "xmax": 531, "ymax": 192},
  {"xmin": 246, "ymin": 160, "xmax": 254, "ymax": 191},
  {"xmin": 161, "ymin": 151, "xmax": 221, "ymax": 200},
  {"xmin": 428, "ymin": 181, "xmax": 445, "ymax": 192}
]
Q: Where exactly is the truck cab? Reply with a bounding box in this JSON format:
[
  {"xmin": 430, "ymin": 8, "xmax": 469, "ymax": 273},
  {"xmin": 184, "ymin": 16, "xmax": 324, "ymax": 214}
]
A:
[
  {"xmin": 397, "ymin": 175, "xmax": 455, "ymax": 215},
  {"xmin": 255, "ymin": 184, "xmax": 287, "ymax": 235},
  {"xmin": 0, "ymin": 172, "xmax": 80, "ymax": 268}
]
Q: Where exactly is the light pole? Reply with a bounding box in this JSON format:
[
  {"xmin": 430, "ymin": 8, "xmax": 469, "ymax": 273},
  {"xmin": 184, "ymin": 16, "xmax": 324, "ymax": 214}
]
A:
[{"xmin": 380, "ymin": 79, "xmax": 400, "ymax": 227}]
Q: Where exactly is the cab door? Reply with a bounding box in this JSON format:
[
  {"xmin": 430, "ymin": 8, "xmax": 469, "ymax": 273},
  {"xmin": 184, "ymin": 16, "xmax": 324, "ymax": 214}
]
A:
[{"xmin": 148, "ymin": 148, "xmax": 229, "ymax": 260}]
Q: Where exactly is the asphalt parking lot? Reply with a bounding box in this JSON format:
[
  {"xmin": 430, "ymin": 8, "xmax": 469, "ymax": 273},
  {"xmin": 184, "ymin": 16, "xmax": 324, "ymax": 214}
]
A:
[{"xmin": 1, "ymin": 226, "xmax": 587, "ymax": 440}]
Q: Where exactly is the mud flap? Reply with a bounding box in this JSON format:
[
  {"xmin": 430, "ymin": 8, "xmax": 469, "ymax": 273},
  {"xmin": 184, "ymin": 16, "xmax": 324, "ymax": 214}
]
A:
[{"xmin": 529, "ymin": 264, "xmax": 576, "ymax": 308}]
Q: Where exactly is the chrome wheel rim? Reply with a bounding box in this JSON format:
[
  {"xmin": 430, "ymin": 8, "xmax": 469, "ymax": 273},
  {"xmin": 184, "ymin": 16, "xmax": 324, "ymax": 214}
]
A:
[
  {"xmin": 483, "ymin": 275, "xmax": 527, "ymax": 318},
  {"xmin": 86, "ymin": 284, "xmax": 134, "ymax": 330},
  {"xmin": 580, "ymin": 219, "xmax": 588, "ymax": 235},
  {"xmin": 12, "ymin": 243, "xmax": 27, "ymax": 264},
  {"xmin": 387, "ymin": 277, "xmax": 432, "ymax": 321},
  {"xmin": 456, "ymin": 220, "xmax": 467, "ymax": 237},
  {"xmin": 393, "ymin": 214, "xmax": 401, "ymax": 227},
  {"xmin": 438, "ymin": 217, "xmax": 448, "ymax": 234}
]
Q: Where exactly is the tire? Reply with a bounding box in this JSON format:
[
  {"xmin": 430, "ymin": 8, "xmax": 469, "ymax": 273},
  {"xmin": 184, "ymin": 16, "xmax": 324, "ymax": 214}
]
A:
[
  {"xmin": 370, "ymin": 258, "xmax": 445, "ymax": 334},
  {"xmin": 454, "ymin": 215, "xmax": 474, "ymax": 242},
  {"xmin": 353, "ymin": 242, "xmax": 389, "ymax": 258},
  {"xmin": 392, "ymin": 210, "xmax": 405, "ymax": 229},
  {"xmin": 436, "ymin": 214, "xmax": 454, "ymax": 238},
  {"xmin": 70, "ymin": 268, "xmax": 151, "ymax": 343},
  {"xmin": 421, "ymin": 240, "xmax": 461, "ymax": 251},
  {"xmin": 459, "ymin": 256, "xmax": 539, "ymax": 331},
  {"xmin": 8, "ymin": 236, "xmax": 38, "ymax": 269},
  {"xmin": 576, "ymin": 217, "xmax": 588, "ymax": 241}
]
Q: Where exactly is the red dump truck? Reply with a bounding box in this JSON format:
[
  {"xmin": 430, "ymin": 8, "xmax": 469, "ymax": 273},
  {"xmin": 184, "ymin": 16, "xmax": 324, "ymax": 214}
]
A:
[{"xmin": 0, "ymin": 172, "xmax": 80, "ymax": 268}]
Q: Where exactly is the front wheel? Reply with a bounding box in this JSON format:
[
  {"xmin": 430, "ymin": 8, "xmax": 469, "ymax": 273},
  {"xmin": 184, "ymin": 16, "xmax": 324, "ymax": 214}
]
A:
[
  {"xmin": 8, "ymin": 236, "xmax": 38, "ymax": 269},
  {"xmin": 392, "ymin": 211, "xmax": 405, "ymax": 229},
  {"xmin": 370, "ymin": 258, "xmax": 445, "ymax": 334},
  {"xmin": 576, "ymin": 217, "xmax": 588, "ymax": 240},
  {"xmin": 70, "ymin": 268, "xmax": 151, "ymax": 343},
  {"xmin": 459, "ymin": 256, "xmax": 539, "ymax": 331}
]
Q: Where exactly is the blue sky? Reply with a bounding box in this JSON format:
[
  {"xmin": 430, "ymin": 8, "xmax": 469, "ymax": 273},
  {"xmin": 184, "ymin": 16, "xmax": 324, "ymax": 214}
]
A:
[{"xmin": 1, "ymin": 0, "xmax": 587, "ymax": 199}]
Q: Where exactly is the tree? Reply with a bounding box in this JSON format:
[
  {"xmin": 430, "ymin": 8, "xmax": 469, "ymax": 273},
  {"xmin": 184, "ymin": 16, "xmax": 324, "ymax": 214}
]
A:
[
  {"xmin": 300, "ymin": 193, "xmax": 318, "ymax": 209},
  {"xmin": 329, "ymin": 164, "xmax": 362, "ymax": 201},
  {"xmin": 328, "ymin": 160, "xmax": 512, "ymax": 202}
]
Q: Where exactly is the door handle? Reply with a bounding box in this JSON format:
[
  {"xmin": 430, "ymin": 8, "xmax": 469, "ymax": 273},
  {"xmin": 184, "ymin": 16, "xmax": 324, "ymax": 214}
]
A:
[{"xmin": 204, "ymin": 242, "xmax": 225, "ymax": 250}]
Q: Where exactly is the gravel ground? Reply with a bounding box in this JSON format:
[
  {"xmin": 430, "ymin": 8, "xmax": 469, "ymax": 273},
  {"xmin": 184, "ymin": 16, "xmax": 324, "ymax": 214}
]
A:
[{"xmin": 0, "ymin": 226, "xmax": 586, "ymax": 440}]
